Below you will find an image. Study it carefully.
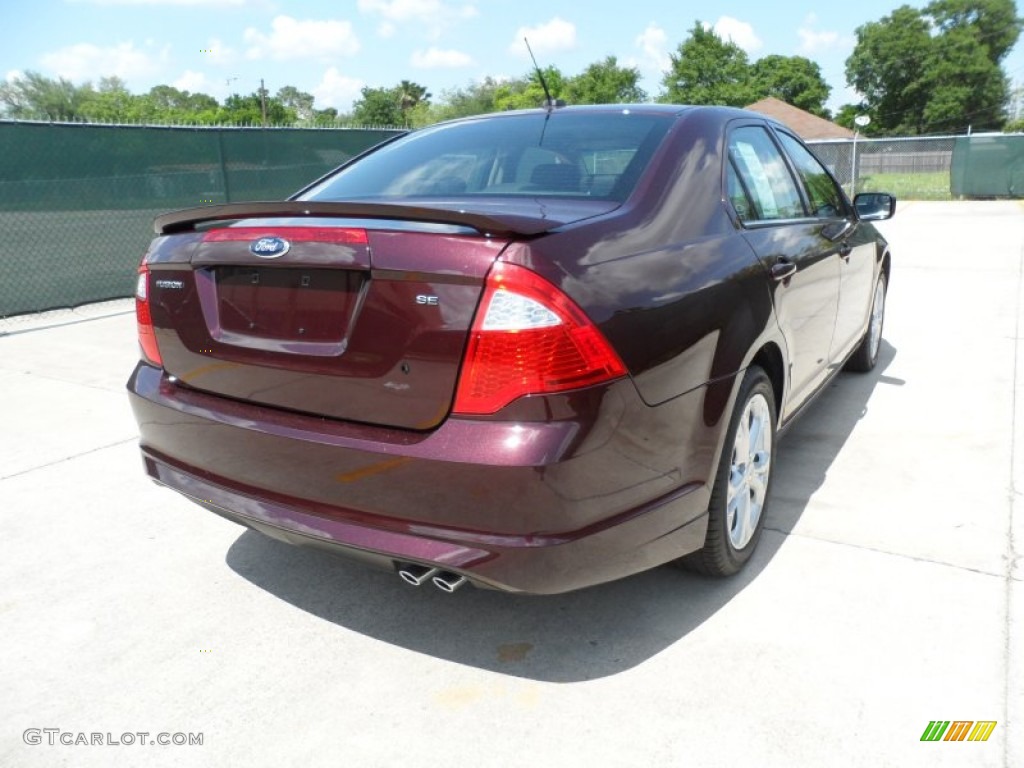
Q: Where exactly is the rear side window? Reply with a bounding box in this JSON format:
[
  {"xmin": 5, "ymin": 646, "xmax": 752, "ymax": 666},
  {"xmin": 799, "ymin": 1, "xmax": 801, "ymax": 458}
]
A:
[
  {"xmin": 727, "ymin": 126, "xmax": 805, "ymax": 222},
  {"xmin": 776, "ymin": 132, "xmax": 847, "ymax": 218},
  {"xmin": 301, "ymin": 111, "xmax": 673, "ymax": 203}
]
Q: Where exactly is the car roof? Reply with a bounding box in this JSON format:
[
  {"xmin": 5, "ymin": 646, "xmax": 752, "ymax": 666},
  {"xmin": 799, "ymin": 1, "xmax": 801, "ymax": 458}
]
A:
[{"xmin": 428, "ymin": 103, "xmax": 785, "ymax": 132}]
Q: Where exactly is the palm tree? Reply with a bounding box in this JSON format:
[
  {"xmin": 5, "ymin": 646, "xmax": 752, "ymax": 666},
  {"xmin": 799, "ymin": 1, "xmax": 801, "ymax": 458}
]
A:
[{"xmin": 396, "ymin": 80, "xmax": 431, "ymax": 125}]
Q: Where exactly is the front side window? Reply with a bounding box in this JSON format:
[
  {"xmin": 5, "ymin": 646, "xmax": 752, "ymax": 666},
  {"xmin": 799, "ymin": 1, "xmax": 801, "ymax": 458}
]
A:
[
  {"xmin": 776, "ymin": 132, "xmax": 847, "ymax": 219},
  {"xmin": 727, "ymin": 126, "xmax": 805, "ymax": 222},
  {"xmin": 300, "ymin": 112, "xmax": 673, "ymax": 204}
]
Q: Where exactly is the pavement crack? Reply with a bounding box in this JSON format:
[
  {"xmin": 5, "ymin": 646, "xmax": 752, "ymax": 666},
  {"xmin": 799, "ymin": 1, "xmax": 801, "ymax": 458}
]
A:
[
  {"xmin": 0, "ymin": 437, "xmax": 137, "ymax": 481},
  {"xmin": 0, "ymin": 367, "xmax": 127, "ymax": 395},
  {"xmin": 762, "ymin": 525, "xmax": 1004, "ymax": 579},
  {"xmin": 0, "ymin": 308, "xmax": 134, "ymax": 336},
  {"xmin": 1002, "ymin": 240, "xmax": 1023, "ymax": 768}
]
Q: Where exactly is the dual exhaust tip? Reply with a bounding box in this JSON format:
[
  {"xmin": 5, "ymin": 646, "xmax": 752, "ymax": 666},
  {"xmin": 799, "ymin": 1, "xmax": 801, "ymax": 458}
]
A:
[{"xmin": 397, "ymin": 564, "xmax": 468, "ymax": 593}]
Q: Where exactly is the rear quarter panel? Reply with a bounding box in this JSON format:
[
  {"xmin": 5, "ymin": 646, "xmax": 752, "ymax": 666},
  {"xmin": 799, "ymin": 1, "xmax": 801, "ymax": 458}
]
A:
[{"xmin": 504, "ymin": 109, "xmax": 781, "ymax": 413}]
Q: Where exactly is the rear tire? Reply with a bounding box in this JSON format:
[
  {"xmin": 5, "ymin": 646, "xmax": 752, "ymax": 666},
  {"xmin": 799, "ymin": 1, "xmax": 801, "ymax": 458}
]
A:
[
  {"xmin": 845, "ymin": 272, "xmax": 887, "ymax": 373},
  {"xmin": 682, "ymin": 366, "xmax": 776, "ymax": 576}
]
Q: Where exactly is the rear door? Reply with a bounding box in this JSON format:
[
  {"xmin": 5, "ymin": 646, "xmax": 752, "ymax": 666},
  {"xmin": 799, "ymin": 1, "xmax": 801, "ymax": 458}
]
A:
[
  {"xmin": 773, "ymin": 130, "xmax": 876, "ymax": 363},
  {"xmin": 725, "ymin": 123, "xmax": 841, "ymax": 418}
]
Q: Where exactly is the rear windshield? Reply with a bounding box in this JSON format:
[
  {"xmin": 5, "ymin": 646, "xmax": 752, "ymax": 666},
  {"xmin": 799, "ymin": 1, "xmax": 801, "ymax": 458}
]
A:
[{"xmin": 300, "ymin": 111, "xmax": 674, "ymax": 204}]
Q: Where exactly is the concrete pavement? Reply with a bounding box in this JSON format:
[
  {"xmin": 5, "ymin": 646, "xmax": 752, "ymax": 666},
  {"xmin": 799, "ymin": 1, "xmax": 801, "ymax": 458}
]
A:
[{"xmin": 0, "ymin": 202, "xmax": 1020, "ymax": 767}]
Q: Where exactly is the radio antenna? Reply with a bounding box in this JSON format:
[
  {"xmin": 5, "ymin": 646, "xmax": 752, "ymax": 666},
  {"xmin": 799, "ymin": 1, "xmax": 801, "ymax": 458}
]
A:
[{"xmin": 524, "ymin": 38, "xmax": 563, "ymax": 110}]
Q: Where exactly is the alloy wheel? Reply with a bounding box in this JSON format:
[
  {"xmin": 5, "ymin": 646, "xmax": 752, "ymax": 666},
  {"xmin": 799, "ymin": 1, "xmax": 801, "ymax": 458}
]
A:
[
  {"xmin": 868, "ymin": 278, "xmax": 886, "ymax": 362},
  {"xmin": 727, "ymin": 393, "xmax": 773, "ymax": 551}
]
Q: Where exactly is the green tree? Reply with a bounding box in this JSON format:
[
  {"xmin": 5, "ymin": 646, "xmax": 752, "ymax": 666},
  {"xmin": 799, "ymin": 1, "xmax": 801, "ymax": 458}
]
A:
[
  {"xmin": 846, "ymin": 0, "xmax": 1021, "ymax": 134},
  {"xmin": 140, "ymin": 85, "xmax": 218, "ymax": 123},
  {"xmin": 276, "ymin": 86, "xmax": 315, "ymax": 122},
  {"xmin": 351, "ymin": 86, "xmax": 404, "ymax": 126},
  {"xmin": 923, "ymin": 24, "xmax": 1009, "ymax": 132},
  {"xmin": 312, "ymin": 106, "xmax": 341, "ymax": 124},
  {"xmin": 185, "ymin": 92, "xmax": 220, "ymax": 124},
  {"xmin": 397, "ymin": 80, "xmax": 430, "ymax": 123},
  {"xmin": 564, "ymin": 56, "xmax": 646, "ymax": 104},
  {"xmin": 404, "ymin": 101, "xmax": 435, "ymax": 128},
  {"xmin": 833, "ymin": 103, "xmax": 871, "ymax": 132},
  {"xmin": 217, "ymin": 91, "xmax": 294, "ymax": 125},
  {"xmin": 1005, "ymin": 81, "xmax": 1024, "ymax": 130},
  {"xmin": 929, "ymin": 0, "xmax": 1020, "ymax": 60},
  {"xmin": 147, "ymin": 85, "xmax": 190, "ymax": 114},
  {"xmin": 751, "ymin": 55, "xmax": 831, "ymax": 117},
  {"xmin": 349, "ymin": 81, "xmax": 431, "ymax": 126},
  {"xmin": 846, "ymin": 6, "xmax": 932, "ymax": 133},
  {"xmin": 661, "ymin": 22, "xmax": 756, "ymax": 106},
  {"xmin": 493, "ymin": 67, "xmax": 566, "ymax": 110},
  {"xmin": 489, "ymin": 75, "xmax": 531, "ymax": 111},
  {"xmin": 0, "ymin": 71, "xmax": 93, "ymax": 120},
  {"xmin": 430, "ymin": 77, "xmax": 503, "ymax": 120},
  {"xmin": 78, "ymin": 76, "xmax": 134, "ymax": 122}
]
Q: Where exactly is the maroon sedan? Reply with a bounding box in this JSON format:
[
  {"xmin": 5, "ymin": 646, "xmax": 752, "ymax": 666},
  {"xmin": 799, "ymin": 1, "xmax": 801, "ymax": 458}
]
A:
[{"xmin": 127, "ymin": 105, "xmax": 894, "ymax": 594}]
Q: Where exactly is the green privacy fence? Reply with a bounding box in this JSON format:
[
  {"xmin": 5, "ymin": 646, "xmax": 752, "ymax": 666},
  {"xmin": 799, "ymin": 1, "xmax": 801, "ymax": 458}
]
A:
[
  {"xmin": 0, "ymin": 120, "xmax": 402, "ymax": 318},
  {"xmin": 950, "ymin": 135, "xmax": 1024, "ymax": 198}
]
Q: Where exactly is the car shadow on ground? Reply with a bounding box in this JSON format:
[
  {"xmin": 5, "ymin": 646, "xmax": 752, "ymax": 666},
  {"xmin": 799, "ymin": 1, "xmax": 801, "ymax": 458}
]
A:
[{"xmin": 225, "ymin": 341, "xmax": 899, "ymax": 683}]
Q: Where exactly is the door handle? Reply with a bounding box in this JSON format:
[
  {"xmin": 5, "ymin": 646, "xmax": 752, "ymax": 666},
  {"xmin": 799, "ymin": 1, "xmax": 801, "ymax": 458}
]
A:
[{"xmin": 770, "ymin": 260, "xmax": 797, "ymax": 281}]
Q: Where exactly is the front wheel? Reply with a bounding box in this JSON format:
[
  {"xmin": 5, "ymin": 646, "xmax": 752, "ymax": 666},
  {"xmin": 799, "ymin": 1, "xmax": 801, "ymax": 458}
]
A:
[
  {"xmin": 683, "ymin": 366, "xmax": 777, "ymax": 576},
  {"xmin": 845, "ymin": 272, "xmax": 887, "ymax": 372}
]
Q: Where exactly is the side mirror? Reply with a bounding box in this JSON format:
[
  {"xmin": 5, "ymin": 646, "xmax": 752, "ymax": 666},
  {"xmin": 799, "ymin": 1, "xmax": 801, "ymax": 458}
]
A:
[{"xmin": 854, "ymin": 192, "xmax": 896, "ymax": 221}]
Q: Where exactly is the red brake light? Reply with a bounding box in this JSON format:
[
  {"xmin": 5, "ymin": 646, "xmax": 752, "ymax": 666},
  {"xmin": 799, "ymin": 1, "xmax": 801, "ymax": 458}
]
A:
[
  {"xmin": 201, "ymin": 226, "xmax": 368, "ymax": 244},
  {"xmin": 453, "ymin": 262, "xmax": 627, "ymax": 415},
  {"xmin": 135, "ymin": 262, "xmax": 163, "ymax": 366}
]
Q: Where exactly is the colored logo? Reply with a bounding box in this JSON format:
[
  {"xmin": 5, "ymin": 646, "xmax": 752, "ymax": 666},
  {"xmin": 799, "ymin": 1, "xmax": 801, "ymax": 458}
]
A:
[
  {"xmin": 249, "ymin": 237, "xmax": 290, "ymax": 259},
  {"xmin": 921, "ymin": 721, "xmax": 997, "ymax": 742}
]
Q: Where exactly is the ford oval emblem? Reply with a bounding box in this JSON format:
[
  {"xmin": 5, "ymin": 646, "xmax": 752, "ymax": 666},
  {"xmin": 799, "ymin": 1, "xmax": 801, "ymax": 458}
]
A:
[{"xmin": 249, "ymin": 236, "xmax": 290, "ymax": 259}]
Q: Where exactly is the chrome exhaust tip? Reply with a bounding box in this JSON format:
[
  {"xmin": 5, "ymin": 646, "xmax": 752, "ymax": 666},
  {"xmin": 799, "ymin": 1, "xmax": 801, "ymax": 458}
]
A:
[
  {"xmin": 431, "ymin": 571, "xmax": 468, "ymax": 593},
  {"xmin": 398, "ymin": 564, "xmax": 439, "ymax": 587}
]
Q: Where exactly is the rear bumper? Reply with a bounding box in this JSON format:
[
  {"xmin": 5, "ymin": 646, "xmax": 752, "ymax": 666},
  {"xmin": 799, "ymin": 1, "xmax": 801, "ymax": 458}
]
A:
[{"xmin": 128, "ymin": 362, "xmax": 716, "ymax": 594}]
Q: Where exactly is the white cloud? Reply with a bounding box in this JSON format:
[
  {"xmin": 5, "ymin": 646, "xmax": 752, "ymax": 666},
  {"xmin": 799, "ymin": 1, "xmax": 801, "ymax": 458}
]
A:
[
  {"xmin": 509, "ymin": 17, "xmax": 577, "ymax": 56},
  {"xmin": 313, "ymin": 67, "xmax": 364, "ymax": 112},
  {"xmin": 243, "ymin": 16, "xmax": 361, "ymax": 61},
  {"xmin": 173, "ymin": 70, "xmax": 207, "ymax": 91},
  {"xmin": 411, "ymin": 47, "xmax": 473, "ymax": 68},
  {"xmin": 797, "ymin": 15, "xmax": 845, "ymax": 55},
  {"xmin": 635, "ymin": 23, "xmax": 670, "ymax": 73},
  {"xmin": 836, "ymin": 85, "xmax": 863, "ymax": 107},
  {"xmin": 6, "ymin": 70, "xmax": 24, "ymax": 83},
  {"xmin": 40, "ymin": 42, "xmax": 166, "ymax": 83},
  {"xmin": 171, "ymin": 70, "xmax": 228, "ymax": 98},
  {"xmin": 358, "ymin": 0, "xmax": 476, "ymax": 40},
  {"xmin": 707, "ymin": 16, "xmax": 762, "ymax": 53},
  {"xmin": 798, "ymin": 28, "xmax": 839, "ymax": 54},
  {"xmin": 357, "ymin": 0, "xmax": 477, "ymax": 22},
  {"xmin": 200, "ymin": 38, "xmax": 235, "ymax": 65},
  {"xmin": 74, "ymin": 0, "xmax": 256, "ymax": 5}
]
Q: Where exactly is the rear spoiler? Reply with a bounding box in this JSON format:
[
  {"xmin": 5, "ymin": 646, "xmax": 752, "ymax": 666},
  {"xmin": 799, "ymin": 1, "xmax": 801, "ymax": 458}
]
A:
[{"xmin": 153, "ymin": 201, "xmax": 557, "ymax": 238}]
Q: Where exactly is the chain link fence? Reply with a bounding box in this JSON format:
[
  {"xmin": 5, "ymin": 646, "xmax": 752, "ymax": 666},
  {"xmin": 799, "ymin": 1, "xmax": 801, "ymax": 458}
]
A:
[
  {"xmin": 0, "ymin": 120, "xmax": 401, "ymax": 322},
  {"xmin": 808, "ymin": 136, "xmax": 958, "ymax": 200}
]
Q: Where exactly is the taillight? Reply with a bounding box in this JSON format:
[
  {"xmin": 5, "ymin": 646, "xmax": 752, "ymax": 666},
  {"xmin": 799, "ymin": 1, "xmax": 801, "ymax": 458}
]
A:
[
  {"xmin": 135, "ymin": 262, "xmax": 163, "ymax": 366},
  {"xmin": 453, "ymin": 261, "xmax": 627, "ymax": 415}
]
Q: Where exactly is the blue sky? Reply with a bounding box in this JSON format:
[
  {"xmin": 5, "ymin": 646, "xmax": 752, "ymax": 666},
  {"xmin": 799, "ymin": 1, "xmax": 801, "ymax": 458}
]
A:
[{"xmin": 5, "ymin": 0, "xmax": 1024, "ymax": 115}]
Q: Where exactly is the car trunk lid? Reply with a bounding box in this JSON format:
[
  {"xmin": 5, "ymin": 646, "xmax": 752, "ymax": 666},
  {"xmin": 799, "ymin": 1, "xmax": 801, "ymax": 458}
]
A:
[{"xmin": 144, "ymin": 199, "xmax": 616, "ymax": 430}]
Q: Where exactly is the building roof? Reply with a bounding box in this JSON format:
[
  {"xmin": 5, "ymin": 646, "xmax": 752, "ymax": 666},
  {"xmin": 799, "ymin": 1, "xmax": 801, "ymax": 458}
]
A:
[{"xmin": 744, "ymin": 97, "xmax": 855, "ymax": 140}]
